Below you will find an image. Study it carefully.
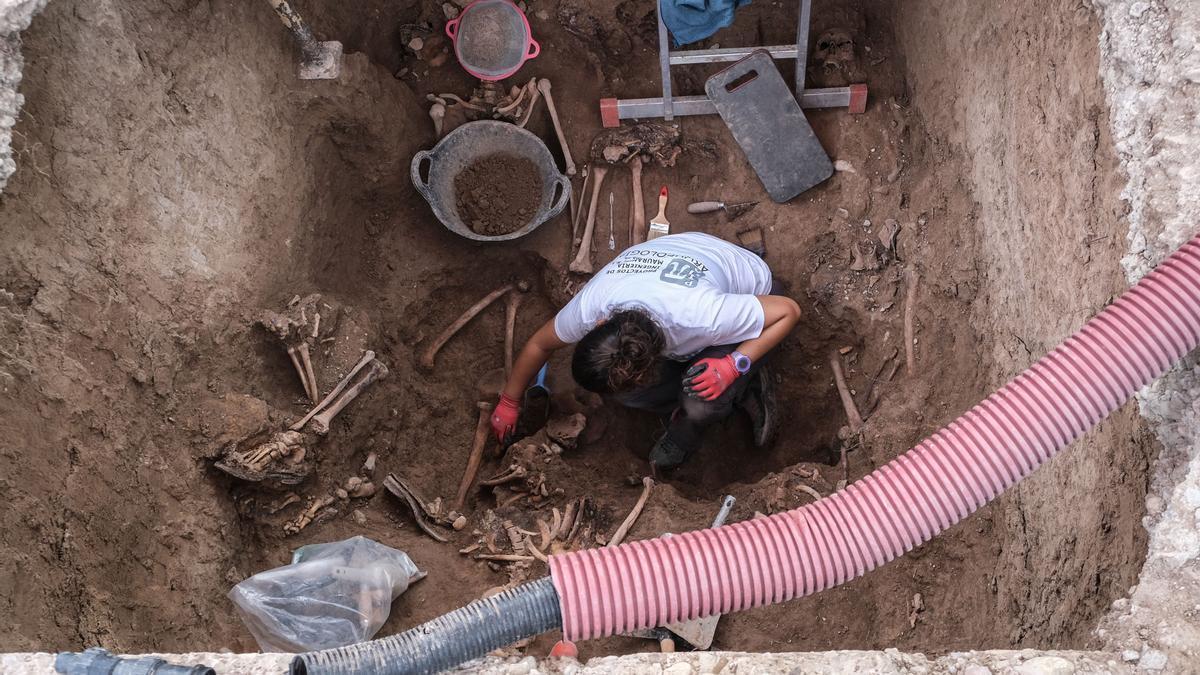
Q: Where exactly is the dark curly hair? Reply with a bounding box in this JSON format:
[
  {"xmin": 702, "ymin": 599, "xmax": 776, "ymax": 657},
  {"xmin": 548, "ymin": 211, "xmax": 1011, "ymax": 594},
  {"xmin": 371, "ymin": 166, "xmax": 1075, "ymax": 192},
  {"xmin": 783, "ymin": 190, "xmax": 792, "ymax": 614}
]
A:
[{"xmin": 571, "ymin": 310, "xmax": 665, "ymax": 394}]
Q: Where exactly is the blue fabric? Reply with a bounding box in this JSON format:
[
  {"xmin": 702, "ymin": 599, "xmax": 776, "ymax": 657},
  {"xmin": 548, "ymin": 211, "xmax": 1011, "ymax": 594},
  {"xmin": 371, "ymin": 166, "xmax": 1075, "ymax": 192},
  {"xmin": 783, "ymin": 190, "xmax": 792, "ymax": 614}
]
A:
[{"xmin": 660, "ymin": 0, "xmax": 752, "ymax": 46}]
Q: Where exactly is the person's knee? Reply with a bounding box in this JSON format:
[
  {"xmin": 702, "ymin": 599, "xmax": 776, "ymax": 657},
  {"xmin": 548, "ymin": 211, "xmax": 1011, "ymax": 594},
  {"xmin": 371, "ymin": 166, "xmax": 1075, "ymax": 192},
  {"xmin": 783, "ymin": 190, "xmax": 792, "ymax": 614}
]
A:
[{"xmin": 680, "ymin": 393, "xmax": 732, "ymax": 425}]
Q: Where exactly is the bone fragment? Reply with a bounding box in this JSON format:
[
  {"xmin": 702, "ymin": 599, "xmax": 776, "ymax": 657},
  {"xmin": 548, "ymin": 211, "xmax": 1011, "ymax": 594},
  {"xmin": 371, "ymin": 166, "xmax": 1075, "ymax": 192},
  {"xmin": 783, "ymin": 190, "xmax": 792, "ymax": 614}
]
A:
[
  {"xmin": 516, "ymin": 82, "xmax": 542, "ymax": 128},
  {"xmin": 419, "ymin": 285, "xmax": 514, "ymax": 370},
  {"xmin": 430, "ymin": 102, "xmax": 446, "ymax": 138},
  {"xmin": 383, "ymin": 474, "xmax": 449, "ymax": 542},
  {"xmin": 796, "ymin": 484, "xmax": 823, "ymax": 502},
  {"xmin": 286, "ymin": 346, "xmax": 312, "ymax": 402},
  {"xmin": 291, "ymin": 350, "xmax": 376, "ymax": 431},
  {"xmin": 297, "ymin": 342, "xmax": 318, "ymax": 402},
  {"xmin": 310, "ymin": 358, "xmax": 389, "ymax": 435},
  {"xmin": 244, "ymin": 430, "xmax": 305, "ymax": 470},
  {"xmin": 572, "ymin": 164, "xmax": 591, "ymax": 243},
  {"xmin": 454, "ymin": 402, "xmax": 493, "ymax": 511},
  {"xmin": 284, "ymin": 494, "xmax": 335, "ymax": 535},
  {"xmin": 345, "ymin": 476, "xmax": 377, "ymax": 499},
  {"xmin": 608, "ymin": 477, "xmax": 653, "ymax": 547},
  {"xmin": 537, "ymin": 79, "xmax": 576, "ymax": 175},
  {"xmin": 504, "ymin": 289, "xmax": 524, "ymax": 377},
  {"xmin": 550, "ymin": 508, "xmax": 563, "ymax": 539},
  {"xmin": 904, "ymin": 267, "xmax": 920, "ymax": 375},
  {"xmin": 829, "ymin": 352, "xmax": 864, "ymax": 434},
  {"xmin": 480, "ymin": 464, "xmax": 527, "ymax": 486},
  {"xmin": 569, "ymin": 165, "xmax": 608, "ymax": 273}
]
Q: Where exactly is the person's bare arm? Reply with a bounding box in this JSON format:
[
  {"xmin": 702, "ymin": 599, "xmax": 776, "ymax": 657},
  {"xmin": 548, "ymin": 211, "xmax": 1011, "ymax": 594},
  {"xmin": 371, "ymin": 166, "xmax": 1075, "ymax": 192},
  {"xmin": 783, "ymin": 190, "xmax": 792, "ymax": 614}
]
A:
[
  {"xmin": 736, "ymin": 295, "xmax": 802, "ymax": 361},
  {"xmin": 501, "ymin": 318, "xmax": 570, "ymax": 400}
]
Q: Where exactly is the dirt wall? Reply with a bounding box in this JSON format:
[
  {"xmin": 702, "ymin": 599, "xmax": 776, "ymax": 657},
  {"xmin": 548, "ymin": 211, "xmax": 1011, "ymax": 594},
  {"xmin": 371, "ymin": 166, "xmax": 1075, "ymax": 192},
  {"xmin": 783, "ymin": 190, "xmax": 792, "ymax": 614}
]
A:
[
  {"xmin": 0, "ymin": 0, "xmax": 428, "ymax": 651},
  {"xmin": 893, "ymin": 0, "xmax": 1153, "ymax": 647},
  {"xmin": 1094, "ymin": 0, "xmax": 1200, "ymax": 664},
  {"xmin": 0, "ymin": 0, "xmax": 1159, "ymax": 658}
]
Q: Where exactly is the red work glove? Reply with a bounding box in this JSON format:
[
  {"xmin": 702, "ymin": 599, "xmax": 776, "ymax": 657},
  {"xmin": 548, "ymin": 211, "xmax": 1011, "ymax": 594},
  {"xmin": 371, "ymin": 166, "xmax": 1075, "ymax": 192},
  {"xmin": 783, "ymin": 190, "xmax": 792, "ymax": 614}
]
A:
[
  {"xmin": 491, "ymin": 393, "xmax": 520, "ymax": 442},
  {"xmin": 683, "ymin": 355, "xmax": 740, "ymax": 401}
]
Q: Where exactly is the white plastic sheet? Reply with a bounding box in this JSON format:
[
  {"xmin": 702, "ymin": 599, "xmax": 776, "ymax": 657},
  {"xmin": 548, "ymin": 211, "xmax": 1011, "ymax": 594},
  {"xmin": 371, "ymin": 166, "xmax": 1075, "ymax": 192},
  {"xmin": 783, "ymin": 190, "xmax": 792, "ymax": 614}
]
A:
[{"xmin": 230, "ymin": 536, "xmax": 425, "ymax": 652}]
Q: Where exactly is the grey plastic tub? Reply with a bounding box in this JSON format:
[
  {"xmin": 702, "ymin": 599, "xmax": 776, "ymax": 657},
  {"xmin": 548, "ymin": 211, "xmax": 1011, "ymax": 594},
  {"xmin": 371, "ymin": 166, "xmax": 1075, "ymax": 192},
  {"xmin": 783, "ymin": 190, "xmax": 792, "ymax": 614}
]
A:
[{"xmin": 411, "ymin": 121, "xmax": 570, "ymax": 242}]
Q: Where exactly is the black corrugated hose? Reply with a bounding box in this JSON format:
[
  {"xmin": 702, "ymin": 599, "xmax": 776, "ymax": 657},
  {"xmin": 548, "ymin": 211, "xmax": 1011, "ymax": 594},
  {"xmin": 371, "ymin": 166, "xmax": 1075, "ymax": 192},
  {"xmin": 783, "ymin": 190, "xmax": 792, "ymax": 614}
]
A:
[{"xmin": 290, "ymin": 576, "xmax": 561, "ymax": 675}]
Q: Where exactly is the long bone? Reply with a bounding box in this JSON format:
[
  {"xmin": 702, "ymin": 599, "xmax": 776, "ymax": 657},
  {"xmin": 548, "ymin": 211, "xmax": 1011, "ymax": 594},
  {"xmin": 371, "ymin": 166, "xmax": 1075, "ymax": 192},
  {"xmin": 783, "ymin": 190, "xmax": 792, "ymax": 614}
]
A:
[
  {"xmin": 310, "ymin": 358, "xmax": 389, "ymax": 435},
  {"xmin": 290, "ymin": 350, "xmax": 376, "ymax": 431},
  {"xmin": 419, "ymin": 283, "xmax": 526, "ymax": 370}
]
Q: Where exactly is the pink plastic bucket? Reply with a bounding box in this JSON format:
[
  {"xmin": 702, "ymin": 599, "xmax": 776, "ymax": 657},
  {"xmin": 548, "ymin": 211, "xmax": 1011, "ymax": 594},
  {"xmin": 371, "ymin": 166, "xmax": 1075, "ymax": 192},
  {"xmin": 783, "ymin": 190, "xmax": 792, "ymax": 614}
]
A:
[{"xmin": 445, "ymin": 0, "xmax": 540, "ymax": 81}]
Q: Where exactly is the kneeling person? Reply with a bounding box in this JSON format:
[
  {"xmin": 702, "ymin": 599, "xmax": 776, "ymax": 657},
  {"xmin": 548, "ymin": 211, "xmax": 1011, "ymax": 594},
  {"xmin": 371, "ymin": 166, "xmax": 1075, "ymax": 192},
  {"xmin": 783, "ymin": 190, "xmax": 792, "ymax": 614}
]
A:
[{"xmin": 492, "ymin": 232, "xmax": 801, "ymax": 470}]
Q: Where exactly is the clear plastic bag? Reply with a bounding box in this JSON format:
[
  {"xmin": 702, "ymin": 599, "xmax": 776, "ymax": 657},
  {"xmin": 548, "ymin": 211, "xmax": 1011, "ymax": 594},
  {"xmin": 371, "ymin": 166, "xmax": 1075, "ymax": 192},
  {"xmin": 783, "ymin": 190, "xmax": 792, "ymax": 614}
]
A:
[{"xmin": 229, "ymin": 536, "xmax": 425, "ymax": 652}]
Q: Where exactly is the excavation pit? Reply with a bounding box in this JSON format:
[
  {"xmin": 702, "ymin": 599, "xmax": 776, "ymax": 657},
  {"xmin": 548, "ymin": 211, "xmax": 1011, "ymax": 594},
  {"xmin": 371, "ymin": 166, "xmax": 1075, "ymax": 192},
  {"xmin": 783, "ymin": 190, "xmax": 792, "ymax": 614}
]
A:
[{"xmin": 0, "ymin": 0, "xmax": 1170, "ymax": 665}]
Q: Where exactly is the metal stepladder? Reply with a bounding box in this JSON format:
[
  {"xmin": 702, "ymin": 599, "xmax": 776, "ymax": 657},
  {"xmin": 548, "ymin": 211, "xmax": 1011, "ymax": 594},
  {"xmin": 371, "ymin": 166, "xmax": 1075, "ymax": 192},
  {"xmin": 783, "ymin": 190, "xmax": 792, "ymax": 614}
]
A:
[{"xmin": 599, "ymin": 0, "xmax": 867, "ymax": 127}]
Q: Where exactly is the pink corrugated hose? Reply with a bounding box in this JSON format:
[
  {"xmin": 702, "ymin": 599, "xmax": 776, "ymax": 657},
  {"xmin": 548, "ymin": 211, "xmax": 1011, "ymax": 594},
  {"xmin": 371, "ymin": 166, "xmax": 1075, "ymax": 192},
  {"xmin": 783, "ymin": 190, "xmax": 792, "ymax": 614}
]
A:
[
  {"xmin": 293, "ymin": 235, "xmax": 1200, "ymax": 675},
  {"xmin": 550, "ymin": 234, "xmax": 1200, "ymax": 642}
]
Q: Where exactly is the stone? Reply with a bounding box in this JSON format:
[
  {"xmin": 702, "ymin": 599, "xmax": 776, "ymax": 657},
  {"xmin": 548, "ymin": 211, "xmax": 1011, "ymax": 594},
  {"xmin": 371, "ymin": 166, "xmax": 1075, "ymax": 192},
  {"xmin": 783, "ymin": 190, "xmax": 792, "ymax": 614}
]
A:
[
  {"xmin": 351, "ymin": 509, "xmax": 367, "ymax": 525},
  {"xmin": 696, "ymin": 654, "xmax": 721, "ymax": 674},
  {"xmin": 1121, "ymin": 650, "xmax": 1140, "ymax": 662},
  {"xmin": 663, "ymin": 663, "xmax": 694, "ymax": 675},
  {"xmin": 443, "ymin": 3, "xmax": 459, "ymax": 19},
  {"xmin": 963, "ymin": 667, "xmax": 993, "ymax": 675},
  {"xmin": 1138, "ymin": 649, "xmax": 1168, "ymax": 670},
  {"xmin": 1016, "ymin": 656, "xmax": 1075, "ymax": 675}
]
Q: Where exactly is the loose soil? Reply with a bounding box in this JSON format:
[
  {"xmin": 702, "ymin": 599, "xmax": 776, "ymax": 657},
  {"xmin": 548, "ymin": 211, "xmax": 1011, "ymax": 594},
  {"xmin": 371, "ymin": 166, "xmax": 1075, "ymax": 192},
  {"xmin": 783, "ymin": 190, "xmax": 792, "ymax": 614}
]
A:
[
  {"xmin": 0, "ymin": 0, "xmax": 1152, "ymax": 662},
  {"xmin": 455, "ymin": 153, "xmax": 542, "ymax": 236}
]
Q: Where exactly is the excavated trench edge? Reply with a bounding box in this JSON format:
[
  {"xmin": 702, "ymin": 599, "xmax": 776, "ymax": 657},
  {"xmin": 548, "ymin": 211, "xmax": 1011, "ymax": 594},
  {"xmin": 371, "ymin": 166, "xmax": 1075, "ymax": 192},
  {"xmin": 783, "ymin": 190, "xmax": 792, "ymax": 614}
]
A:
[{"xmin": 0, "ymin": 0, "xmax": 1196, "ymax": 670}]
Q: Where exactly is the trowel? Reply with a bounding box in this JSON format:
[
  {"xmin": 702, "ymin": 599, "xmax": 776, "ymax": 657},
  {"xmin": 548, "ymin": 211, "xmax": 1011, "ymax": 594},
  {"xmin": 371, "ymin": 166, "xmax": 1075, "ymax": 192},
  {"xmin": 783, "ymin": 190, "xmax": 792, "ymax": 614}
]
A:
[
  {"xmin": 629, "ymin": 495, "xmax": 736, "ymax": 651},
  {"xmin": 266, "ymin": 0, "xmax": 344, "ymax": 80}
]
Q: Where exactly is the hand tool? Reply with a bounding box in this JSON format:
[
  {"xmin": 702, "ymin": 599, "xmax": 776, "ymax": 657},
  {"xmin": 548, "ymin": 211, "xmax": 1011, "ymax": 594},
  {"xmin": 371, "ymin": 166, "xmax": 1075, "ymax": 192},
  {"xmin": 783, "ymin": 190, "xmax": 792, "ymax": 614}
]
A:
[
  {"xmin": 607, "ymin": 192, "xmax": 616, "ymax": 250},
  {"xmin": 627, "ymin": 495, "xmax": 737, "ymax": 650},
  {"xmin": 647, "ymin": 186, "xmax": 670, "ymax": 240},
  {"xmin": 661, "ymin": 495, "xmax": 736, "ymax": 650},
  {"xmin": 266, "ymin": 0, "xmax": 343, "ymax": 80},
  {"xmin": 522, "ymin": 362, "xmax": 552, "ymax": 433},
  {"xmin": 687, "ymin": 200, "xmax": 759, "ymax": 220}
]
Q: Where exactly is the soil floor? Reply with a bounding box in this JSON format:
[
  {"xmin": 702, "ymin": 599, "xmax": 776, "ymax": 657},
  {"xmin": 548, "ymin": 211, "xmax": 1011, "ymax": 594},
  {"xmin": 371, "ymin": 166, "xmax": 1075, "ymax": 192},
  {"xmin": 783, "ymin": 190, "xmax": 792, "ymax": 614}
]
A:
[{"xmin": 0, "ymin": 0, "xmax": 1151, "ymax": 660}]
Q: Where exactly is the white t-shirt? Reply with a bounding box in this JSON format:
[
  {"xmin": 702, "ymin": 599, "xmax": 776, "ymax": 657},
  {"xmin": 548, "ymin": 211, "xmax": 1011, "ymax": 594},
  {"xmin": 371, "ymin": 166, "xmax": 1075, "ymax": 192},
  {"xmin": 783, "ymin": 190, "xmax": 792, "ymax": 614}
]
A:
[{"xmin": 554, "ymin": 232, "xmax": 773, "ymax": 360}]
